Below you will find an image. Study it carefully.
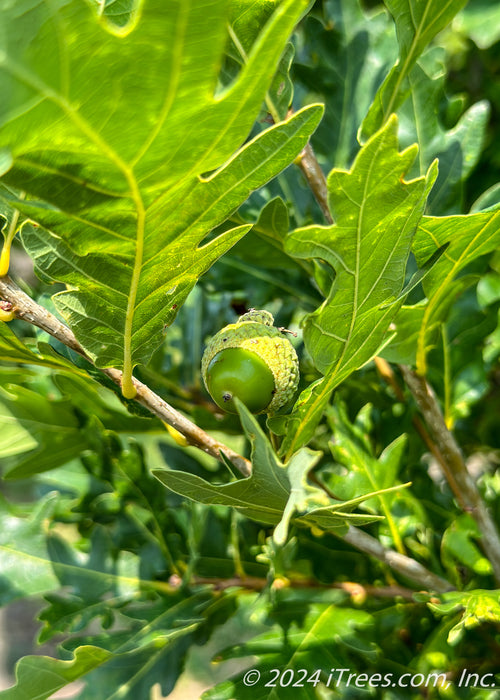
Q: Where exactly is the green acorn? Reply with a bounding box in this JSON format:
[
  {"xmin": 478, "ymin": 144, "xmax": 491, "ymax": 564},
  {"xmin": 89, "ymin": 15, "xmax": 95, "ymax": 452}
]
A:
[{"xmin": 201, "ymin": 309, "xmax": 299, "ymax": 415}]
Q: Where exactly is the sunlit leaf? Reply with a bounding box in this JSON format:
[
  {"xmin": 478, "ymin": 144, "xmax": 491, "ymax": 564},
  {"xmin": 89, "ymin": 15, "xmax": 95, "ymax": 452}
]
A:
[
  {"xmin": 0, "ymin": 0, "xmax": 322, "ymax": 395},
  {"xmin": 441, "ymin": 514, "xmax": 493, "ymax": 581},
  {"xmin": 275, "ymin": 116, "xmax": 436, "ymax": 457},
  {"xmin": 428, "ymin": 589, "xmax": 500, "ymax": 646},
  {"xmin": 0, "ymin": 645, "xmax": 112, "ymax": 700},
  {"xmin": 454, "ymin": 0, "xmax": 500, "ymax": 49}
]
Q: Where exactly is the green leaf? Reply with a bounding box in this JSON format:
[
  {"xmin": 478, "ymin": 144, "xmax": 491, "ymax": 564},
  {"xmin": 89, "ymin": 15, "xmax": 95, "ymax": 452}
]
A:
[
  {"xmin": 209, "ymin": 197, "xmax": 321, "ymax": 309},
  {"xmin": 454, "ymin": 0, "xmax": 500, "ymax": 49},
  {"xmin": 0, "ymin": 494, "xmax": 61, "ymax": 603},
  {"xmin": 93, "ymin": 0, "xmax": 136, "ymax": 29},
  {"xmin": 154, "ymin": 402, "xmax": 395, "ymax": 542},
  {"xmin": 153, "ymin": 404, "xmax": 293, "ymax": 526},
  {"xmin": 0, "ymin": 480, "xmax": 231, "ymax": 697},
  {"xmin": 290, "ymin": 1, "xmax": 488, "ymax": 223},
  {"xmin": 267, "ymin": 42, "xmax": 295, "ymax": 121},
  {"xmin": 0, "ymin": 0, "xmax": 322, "ymax": 395},
  {"xmin": 325, "ymin": 404, "xmax": 423, "ymax": 549},
  {"xmin": 277, "ymin": 117, "xmax": 436, "ymax": 457},
  {"xmin": 379, "ymin": 302, "xmax": 426, "ymax": 365},
  {"xmin": 478, "ymin": 272, "xmax": 500, "ymax": 307},
  {"xmin": 293, "ymin": 0, "xmax": 397, "ymax": 170},
  {"xmin": 380, "ymin": 241, "xmax": 450, "ymax": 308},
  {"xmin": 428, "ymin": 590, "xmax": 500, "ymax": 646},
  {"xmin": 398, "ymin": 48, "xmax": 489, "ymax": 215},
  {"xmin": 50, "ymin": 372, "xmax": 157, "ymax": 433},
  {"xmin": 275, "ymin": 446, "xmax": 388, "ymax": 544},
  {"xmin": 412, "ymin": 209, "xmax": 500, "ymax": 374},
  {"xmin": 0, "ymin": 322, "xmax": 86, "ymax": 374},
  {"xmin": 1, "ymin": 587, "xmax": 229, "ymax": 699},
  {"xmin": 0, "ymin": 384, "xmax": 89, "ymax": 478},
  {"xmin": 471, "ymin": 183, "xmax": 500, "ymax": 213},
  {"xmin": 228, "ymin": 0, "xmax": 282, "ymax": 54},
  {"xmin": 360, "ymin": 0, "xmax": 468, "ymax": 140},
  {"xmin": 441, "ymin": 514, "xmax": 493, "ymax": 581},
  {"xmin": 0, "ymin": 645, "xmax": 112, "ymax": 700},
  {"xmin": 67, "ymin": 591, "xmax": 230, "ymax": 699},
  {"xmin": 203, "ymin": 599, "xmax": 377, "ymax": 699}
]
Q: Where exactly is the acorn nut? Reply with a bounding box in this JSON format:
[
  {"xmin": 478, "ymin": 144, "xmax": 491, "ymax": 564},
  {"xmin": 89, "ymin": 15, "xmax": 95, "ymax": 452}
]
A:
[{"xmin": 201, "ymin": 309, "xmax": 299, "ymax": 414}]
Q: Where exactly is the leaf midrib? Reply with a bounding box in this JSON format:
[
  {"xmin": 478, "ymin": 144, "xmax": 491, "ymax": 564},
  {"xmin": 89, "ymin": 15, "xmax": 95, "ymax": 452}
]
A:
[{"xmin": 2, "ymin": 51, "xmax": 146, "ymax": 392}]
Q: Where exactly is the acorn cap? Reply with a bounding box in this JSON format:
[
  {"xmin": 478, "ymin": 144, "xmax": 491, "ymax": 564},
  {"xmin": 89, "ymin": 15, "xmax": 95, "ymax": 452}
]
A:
[{"xmin": 201, "ymin": 310, "xmax": 299, "ymax": 414}]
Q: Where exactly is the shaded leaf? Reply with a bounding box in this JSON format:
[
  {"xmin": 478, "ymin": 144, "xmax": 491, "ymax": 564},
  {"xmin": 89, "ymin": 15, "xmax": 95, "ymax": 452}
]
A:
[
  {"xmin": 471, "ymin": 183, "xmax": 500, "ymax": 213},
  {"xmin": 325, "ymin": 404, "xmax": 423, "ymax": 547},
  {"xmin": 154, "ymin": 402, "xmax": 397, "ymax": 542},
  {"xmin": 380, "ymin": 302, "xmax": 426, "ymax": 365},
  {"xmin": 398, "ymin": 48, "xmax": 489, "ymax": 215},
  {"xmin": 0, "ymin": 322, "xmax": 86, "ymax": 374},
  {"xmin": 210, "ymin": 197, "xmax": 321, "ymax": 308},
  {"xmin": 63, "ymin": 591, "xmax": 235, "ymax": 700},
  {"xmin": 441, "ymin": 514, "xmax": 493, "ymax": 580},
  {"xmin": 380, "ymin": 242, "xmax": 449, "ymax": 308},
  {"xmin": 2, "ymin": 587, "xmax": 230, "ymax": 700},
  {"xmin": 203, "ymin": 600, "xmax": 377, "ymax": 699},
  {"xmin": 412, "ymin": 209, "xmax": 500, "ymax": 374},
  {"xmin": 0, "ymin": 494, "xmax": 61, "ymax": 604},
  {"xmin": 0, "ymin": 384, "xmax": 89, "ymax": 478},
  {"xmin": 93, "ymin": 0, "xmax": 136, "ymax": 29},
  {"xmin": 360, "ymin": 0, "xmax": 468, "ymax": 140},
  {"xmin": 293, "ymin": 0, "xmax": 397, "ymax": 170}
]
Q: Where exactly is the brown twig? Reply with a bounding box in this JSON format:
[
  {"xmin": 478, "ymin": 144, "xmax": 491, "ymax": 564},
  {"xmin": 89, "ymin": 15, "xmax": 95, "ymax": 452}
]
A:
[
  {"xmin": 0, "ymin": 274, "xmax": 252, "ymax": 478},
  {"xmin": 374, "ymin": 357, "xmax": 466, "ymax": 508},
  {"xmin": 189, "ymin": 574, "xmax": 432, "ymax": 600},
  {"xmin": 400, "ymin": 365, "xmax": 500, "ymax": 585},
  {"xmin": 295, "ymin": 142, "xmax": 333, "ymax": 225},
  {"xmin": 342, "ymin": 525, "xmax": 453, "ymax": 593}
]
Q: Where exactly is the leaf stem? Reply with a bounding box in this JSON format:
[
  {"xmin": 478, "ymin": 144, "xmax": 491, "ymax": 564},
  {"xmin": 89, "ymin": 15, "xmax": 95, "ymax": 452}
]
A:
[
  {"xmin": 190, "ymin": 575, "xmax": 421, "ymax": 599},
  {"xmin": 0, "ymin": 274, "xmax": 252, "ymax": 478},
  {"xmin": 0, "ymin": 199, "xmax": 23, "ymax": 277},
  {"xmin": 230, "ymin": 511, "xmax": 246, "ymax": 579},
  {"xmin": 442, "ymin": 324, "xmax": 452, "ymax": 428},
  {"xmin": 400, "ymin": 365, "xmax": 500, "ymax": 585}
]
